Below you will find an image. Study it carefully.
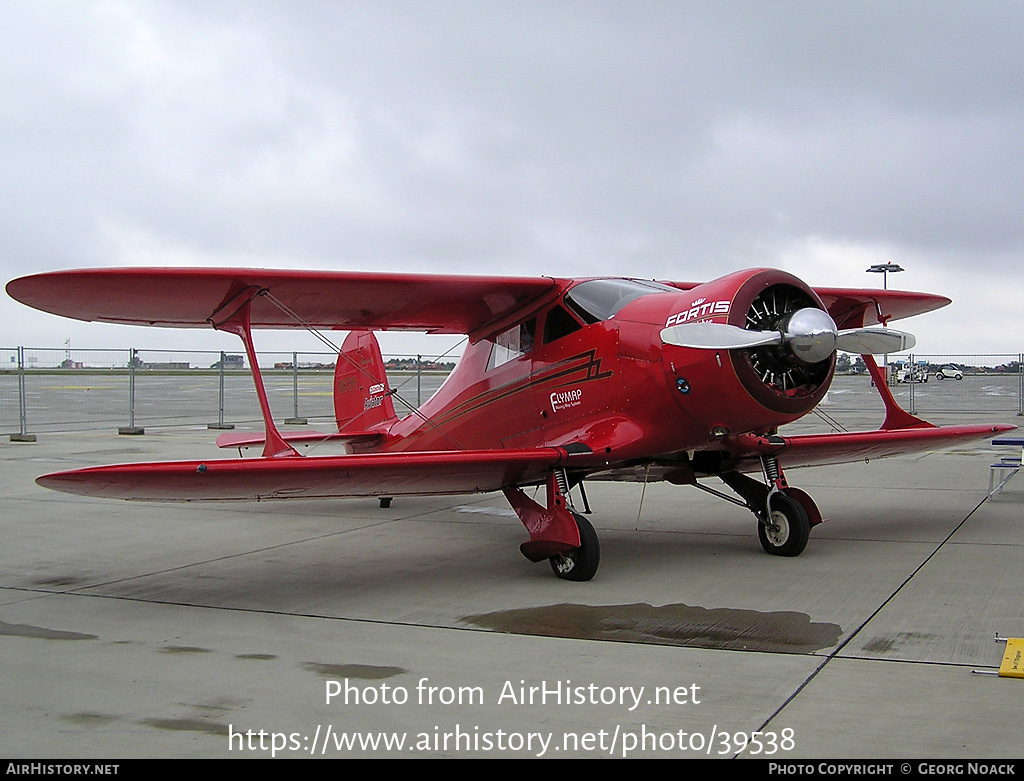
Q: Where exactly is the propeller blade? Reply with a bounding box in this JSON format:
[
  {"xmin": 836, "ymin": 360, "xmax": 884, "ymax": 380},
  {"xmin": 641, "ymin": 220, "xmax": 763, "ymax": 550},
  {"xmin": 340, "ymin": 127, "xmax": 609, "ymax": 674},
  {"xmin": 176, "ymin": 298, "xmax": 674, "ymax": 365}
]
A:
[
  {"xmin": 662, "ymin": 308, "xmax": 916, "ymax": 359},
  {"xmin": 835, "ymin": 328, "xmax": 916, "ymax": 355},
  {"xmin": 661, "ymin": 322, "xmax": 782, "ymax": 350}
]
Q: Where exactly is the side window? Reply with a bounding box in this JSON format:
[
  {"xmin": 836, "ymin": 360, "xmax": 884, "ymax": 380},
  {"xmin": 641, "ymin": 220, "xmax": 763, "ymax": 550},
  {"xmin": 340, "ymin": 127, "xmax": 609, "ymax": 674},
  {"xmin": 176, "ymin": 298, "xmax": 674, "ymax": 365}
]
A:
[
  {"xmin": 542, "ymin": 304, "xmax": 583, "ymax": 345},
  {"xmin": 486, "ymin": 319, "xmax": 536, "ymax": 371}
]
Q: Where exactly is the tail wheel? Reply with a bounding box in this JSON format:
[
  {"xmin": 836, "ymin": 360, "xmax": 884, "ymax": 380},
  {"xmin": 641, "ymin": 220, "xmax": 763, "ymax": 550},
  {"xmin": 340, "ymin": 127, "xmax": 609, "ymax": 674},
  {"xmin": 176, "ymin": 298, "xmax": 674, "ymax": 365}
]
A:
[
  {"xmin": 550, "ymin": 513, "xmax": 600, "ymax": 581},
  {"xmin": 758, "ymin": 493, "xmax": 810, "ymax": 557}
]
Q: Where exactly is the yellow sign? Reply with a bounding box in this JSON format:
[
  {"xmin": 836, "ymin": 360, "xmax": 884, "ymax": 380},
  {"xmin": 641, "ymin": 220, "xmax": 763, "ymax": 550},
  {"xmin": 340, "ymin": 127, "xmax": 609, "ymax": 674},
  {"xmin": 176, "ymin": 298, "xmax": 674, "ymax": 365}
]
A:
[{"xmin": 998, "ymin": 638, "xmax": 1024, "ymax": 678}]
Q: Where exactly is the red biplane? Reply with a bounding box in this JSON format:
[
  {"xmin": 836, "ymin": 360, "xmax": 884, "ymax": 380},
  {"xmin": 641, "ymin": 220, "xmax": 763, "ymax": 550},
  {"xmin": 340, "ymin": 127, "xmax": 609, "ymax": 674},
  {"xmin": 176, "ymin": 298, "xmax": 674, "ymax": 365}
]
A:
[{"xmin": 7, "ymin": 267, "xmax": 1012, "ymax": 581}]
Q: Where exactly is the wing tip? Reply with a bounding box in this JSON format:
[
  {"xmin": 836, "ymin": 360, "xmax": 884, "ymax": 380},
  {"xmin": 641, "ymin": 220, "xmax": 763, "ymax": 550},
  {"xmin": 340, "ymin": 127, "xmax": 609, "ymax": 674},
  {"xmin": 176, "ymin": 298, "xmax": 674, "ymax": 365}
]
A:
[{"xmin": 36, "ymin": 469, "xmax": 96, "ymax": 497}]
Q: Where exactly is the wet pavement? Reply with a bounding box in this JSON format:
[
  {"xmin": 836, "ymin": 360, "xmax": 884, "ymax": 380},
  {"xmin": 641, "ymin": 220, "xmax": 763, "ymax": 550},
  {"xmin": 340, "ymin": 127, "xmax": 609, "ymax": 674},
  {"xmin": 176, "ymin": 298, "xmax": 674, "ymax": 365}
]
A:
[{"xmin": 1, "ymin": 409, "xmax": 1021, "ymax": 758}]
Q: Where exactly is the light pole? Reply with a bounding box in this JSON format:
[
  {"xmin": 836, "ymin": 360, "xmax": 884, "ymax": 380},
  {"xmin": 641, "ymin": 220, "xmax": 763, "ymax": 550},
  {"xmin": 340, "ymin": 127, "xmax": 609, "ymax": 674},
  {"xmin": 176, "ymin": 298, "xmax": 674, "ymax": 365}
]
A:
[
  {"xmin": 866, "ymin": 263, "xmax": 906, "ymax": 382},
  {"xmin": 866, "ymin": 262, "xmax": 904, "ymax": 290}
]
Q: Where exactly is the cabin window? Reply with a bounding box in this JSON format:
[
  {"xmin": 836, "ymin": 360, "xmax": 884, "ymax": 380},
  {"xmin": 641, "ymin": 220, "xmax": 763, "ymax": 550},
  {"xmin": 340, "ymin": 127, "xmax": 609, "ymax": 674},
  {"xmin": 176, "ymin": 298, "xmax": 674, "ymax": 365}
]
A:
[
  {"xmin": 486, "ymin": 319, "xmax": 536, "ymax": 371},
  {"xmin": 564, "ymin": 278, "xmax": 676, "ymax": 323},
  {"xmin": 542, "ymin": 304, "xmax": 583, "ymax": 344}
]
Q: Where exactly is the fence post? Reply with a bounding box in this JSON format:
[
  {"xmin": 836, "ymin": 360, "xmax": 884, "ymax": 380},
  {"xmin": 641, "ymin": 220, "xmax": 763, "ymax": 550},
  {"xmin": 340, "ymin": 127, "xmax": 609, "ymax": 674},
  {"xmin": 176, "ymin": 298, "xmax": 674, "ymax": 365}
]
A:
[
  {"xmin": 10, "ymin": 346, "xmax": 36, "ymax": 442},
  {"xmin": 913, "ymin": 354, "xmax": 921, "ymax": 415},
  {"xmin": 208, "ymin": 351, "xmax": 234, "ymax": 430},
  {"xmin": 285, "ymin": 351, "xmax": 307, "ymax": 424},
  {"xmin": 416, "ymin": 354, "xmax": 422, "ymax": 408},
  {"xmin": 118, "ymin": 348, "xmax": 144, "ymax": 434},
  {"xmin": 1019, "ymin": 353, "xmax": 1023, "ymax": 417}
]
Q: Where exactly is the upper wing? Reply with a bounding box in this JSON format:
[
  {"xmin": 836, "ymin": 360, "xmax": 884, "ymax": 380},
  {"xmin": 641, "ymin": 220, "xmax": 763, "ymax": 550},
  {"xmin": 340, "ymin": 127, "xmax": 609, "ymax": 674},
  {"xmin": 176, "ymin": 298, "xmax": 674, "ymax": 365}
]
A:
[
  {"xmin": 811, "ymin": 286, "xmax": 950, "ymax": 328},
  {"xmin": 35, "ymin": 448, "xmax": 571, "ymax": 501},
  {"xmin": 6, "ymin": 268, "xmax": 563, "ymax": 335},
  {"xmin": 667, "ymin": 280, "xmax": 950, "ymax": 327},
  {"xmin": 9, "ymin": 268, "xmax": 948, "ymax": 335}
]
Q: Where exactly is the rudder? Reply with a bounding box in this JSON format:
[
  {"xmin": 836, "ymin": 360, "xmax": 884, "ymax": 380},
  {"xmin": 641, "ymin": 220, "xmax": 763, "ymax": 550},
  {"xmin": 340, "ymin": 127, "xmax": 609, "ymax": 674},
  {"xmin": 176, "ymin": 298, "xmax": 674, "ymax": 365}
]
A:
[{"xmin": 335, "ymin": 331, "xmax": 397, "ymax": 433}]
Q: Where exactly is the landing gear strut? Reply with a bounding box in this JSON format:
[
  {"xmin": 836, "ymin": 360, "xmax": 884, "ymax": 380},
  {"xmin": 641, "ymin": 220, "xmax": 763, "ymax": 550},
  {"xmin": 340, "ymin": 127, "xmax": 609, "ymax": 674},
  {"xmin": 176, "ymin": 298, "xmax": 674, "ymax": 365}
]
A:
[
  {"xmin": 712, "ymin": 458, "xmax": 821, "ymax": 557},
  {"xmin": 504, "ymin": 471, "xmax": 600, "ymax": 582}
]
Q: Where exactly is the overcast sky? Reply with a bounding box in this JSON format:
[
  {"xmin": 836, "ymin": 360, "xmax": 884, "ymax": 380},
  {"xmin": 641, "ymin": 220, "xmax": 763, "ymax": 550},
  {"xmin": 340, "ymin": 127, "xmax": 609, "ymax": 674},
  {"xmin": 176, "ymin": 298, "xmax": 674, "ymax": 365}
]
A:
[{"xmin": 2, "ymin": 1, "xmax": 1023, "ymax": 360}]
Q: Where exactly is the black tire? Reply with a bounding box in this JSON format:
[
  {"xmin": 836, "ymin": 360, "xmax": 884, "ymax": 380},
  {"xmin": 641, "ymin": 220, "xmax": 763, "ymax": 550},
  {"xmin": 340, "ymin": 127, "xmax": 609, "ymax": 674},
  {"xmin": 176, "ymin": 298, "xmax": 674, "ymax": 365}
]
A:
[
  {"xmin": 936, "ymin": 373, "xmax": 944, "ymax": 380},
  {"xmin": 550, "ymin": 513, "xmax": 600, "ymax": 581},
  {"xmin": 758, "ymin": 493, "xmax": 810, "ymax": 557}
]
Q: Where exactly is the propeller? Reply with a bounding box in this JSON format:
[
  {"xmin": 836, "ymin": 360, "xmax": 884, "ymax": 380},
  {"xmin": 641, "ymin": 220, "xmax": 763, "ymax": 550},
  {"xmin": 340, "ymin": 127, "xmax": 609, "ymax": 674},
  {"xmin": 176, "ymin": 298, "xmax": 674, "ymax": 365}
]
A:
[{"xmin": 661, "ymin": 306, "xmax": 915, "ymax": 363}]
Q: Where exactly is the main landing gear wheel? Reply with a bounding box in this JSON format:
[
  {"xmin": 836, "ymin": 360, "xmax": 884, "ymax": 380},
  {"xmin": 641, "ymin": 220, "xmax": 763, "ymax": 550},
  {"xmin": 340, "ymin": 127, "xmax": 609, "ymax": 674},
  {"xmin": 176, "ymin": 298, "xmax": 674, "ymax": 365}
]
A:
[
  {"xmin": 550, "ymin": 512, "xmax": 600, "ymax": 582},
  {"xmin": 758, "ymin": 493, "xmax": 810, "ymax": 557}
]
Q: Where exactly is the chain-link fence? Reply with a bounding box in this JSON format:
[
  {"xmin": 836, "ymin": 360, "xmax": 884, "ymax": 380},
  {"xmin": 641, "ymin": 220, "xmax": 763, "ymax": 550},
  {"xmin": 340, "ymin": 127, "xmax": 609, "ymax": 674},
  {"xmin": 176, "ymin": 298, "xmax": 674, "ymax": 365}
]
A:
[
  {"xmin": 824, "ymin": 354, "xmax": 1023, "ymax": 416},
  {"xmin": 3, "ymin": 347, "xmax": 1022, "ymax": 437},
  {"xmin": 1, "ymin": 347, "xmax": 458, "ymax": 436}
]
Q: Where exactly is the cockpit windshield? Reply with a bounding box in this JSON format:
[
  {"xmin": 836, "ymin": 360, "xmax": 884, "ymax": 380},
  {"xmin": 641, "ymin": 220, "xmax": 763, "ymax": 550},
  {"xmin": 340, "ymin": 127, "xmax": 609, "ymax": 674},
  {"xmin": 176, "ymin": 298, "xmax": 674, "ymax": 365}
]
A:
[{"xmin": 563, "ymin": 279, "xmax": 676, "ymax": 323}]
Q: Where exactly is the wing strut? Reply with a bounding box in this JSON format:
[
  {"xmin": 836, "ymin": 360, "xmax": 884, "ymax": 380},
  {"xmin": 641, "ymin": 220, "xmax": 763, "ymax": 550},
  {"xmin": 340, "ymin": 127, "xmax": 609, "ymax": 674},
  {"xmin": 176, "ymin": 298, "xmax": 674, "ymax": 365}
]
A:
[
  {"xmin": 861, "ymin": 354, "xmax": 934, "ymax": 431},
  {"xmin": 209, "ymin": 287, "xmax": 300, "ymax": 459}
]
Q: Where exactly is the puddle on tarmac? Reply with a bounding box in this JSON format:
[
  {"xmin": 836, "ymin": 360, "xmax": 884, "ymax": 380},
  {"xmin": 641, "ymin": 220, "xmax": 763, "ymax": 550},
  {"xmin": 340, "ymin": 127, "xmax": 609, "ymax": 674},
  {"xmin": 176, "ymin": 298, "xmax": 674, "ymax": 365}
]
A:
[
  {"xmin": 61, "ymin": 713, "xmax": 117, "ymax": 726},
  {"xmin": 464, "ymin": 602, "xmax": 842, "ymax": 653},
  {"xmin": 302, "ymin": 662, "xmax": 407, "ymax": 679},
  {"xmin": 31, "ymin": 576, "xmax": 90, "ymax": 588},
  {"xmin": 141, "ymin": 717, "xmax": 228, "ymax": 736},
  {"xmin": 159, "ymin": 645, "xmax": 213, "ymax": 654},
  {"xmin": 861, "ymin": 632, "xmax": 938, "ymax": 654},
  {"xmin": 0, "ymin": 620, "xmax": 97, "ymax": 641}
]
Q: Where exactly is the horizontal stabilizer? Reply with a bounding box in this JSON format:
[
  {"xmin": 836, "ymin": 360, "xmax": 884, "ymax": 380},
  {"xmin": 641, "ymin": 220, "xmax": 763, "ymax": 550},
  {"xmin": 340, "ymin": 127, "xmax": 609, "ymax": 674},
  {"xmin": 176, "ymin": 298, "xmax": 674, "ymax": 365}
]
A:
[
  {"xmin": 35, "ymin": 448, "xmax": 570, "ymax": 501},
  {"xmin": 215, "ymin": 431, "xmax": 383, "ymax": 449}
]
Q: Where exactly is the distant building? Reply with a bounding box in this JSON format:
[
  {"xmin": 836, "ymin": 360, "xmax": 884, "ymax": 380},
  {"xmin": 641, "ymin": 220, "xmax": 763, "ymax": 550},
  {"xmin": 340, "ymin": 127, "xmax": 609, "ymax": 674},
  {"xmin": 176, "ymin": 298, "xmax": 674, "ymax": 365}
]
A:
[
  {"xmin": 211, "ymin": 354, "xmax": 244, "ymax": 369},
  {"xmin": 384, "ymin": 358, "xmax": 456, "ymax": 371},
  {"xmin": 273, "ymin": 361, "xmax": 335, "ymax": 370},
  {"xmin": 141, "ymin": 362, "xmax": 190, "ymax": 370},
  {"xmin": 128, "ymin": 355, "xmax": 190, "ymax": 370}
]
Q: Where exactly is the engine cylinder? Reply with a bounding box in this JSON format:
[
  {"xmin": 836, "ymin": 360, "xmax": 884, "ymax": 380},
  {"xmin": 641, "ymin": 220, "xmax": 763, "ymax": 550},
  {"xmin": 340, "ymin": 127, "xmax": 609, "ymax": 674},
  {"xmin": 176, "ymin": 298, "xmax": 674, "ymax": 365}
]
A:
[{"xmin": 725, "ymin": 269, "xmax": 835, "ymax": 415}]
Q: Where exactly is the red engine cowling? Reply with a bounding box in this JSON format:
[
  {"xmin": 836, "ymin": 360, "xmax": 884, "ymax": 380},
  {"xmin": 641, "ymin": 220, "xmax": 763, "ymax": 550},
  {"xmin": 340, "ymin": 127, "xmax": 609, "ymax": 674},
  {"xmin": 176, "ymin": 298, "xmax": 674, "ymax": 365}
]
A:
[{"xmin": 659, "ymin": 268, "xmax": 835, "ymax": 432}]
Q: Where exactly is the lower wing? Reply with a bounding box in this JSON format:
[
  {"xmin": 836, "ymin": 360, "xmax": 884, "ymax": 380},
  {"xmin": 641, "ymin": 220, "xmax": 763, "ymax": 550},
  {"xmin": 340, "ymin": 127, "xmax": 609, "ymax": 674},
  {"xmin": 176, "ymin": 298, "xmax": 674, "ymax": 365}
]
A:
[
  {"xmin": 724, "ymin": 423, "xmax": 1014, "ymax": 469},
  {"xmin": 36, "ymin": 448, "xmax": 571, "ymax": 501}
]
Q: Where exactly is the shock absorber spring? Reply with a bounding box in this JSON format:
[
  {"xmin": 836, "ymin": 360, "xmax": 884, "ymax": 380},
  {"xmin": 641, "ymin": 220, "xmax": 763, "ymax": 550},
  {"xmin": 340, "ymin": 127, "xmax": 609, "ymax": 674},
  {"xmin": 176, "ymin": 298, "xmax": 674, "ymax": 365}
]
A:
[
  {"xmin": 555, "ymin": 468, "xmax": 574, "ymax": 509},
  {"xmin": 760, "ymin": 455, "xmax": 786, "ymax": 521}
]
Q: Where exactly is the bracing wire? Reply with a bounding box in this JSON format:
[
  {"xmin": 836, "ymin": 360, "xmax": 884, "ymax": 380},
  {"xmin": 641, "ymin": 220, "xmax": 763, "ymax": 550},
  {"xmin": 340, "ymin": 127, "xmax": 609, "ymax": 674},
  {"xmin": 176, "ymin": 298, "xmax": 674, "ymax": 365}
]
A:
[{"xmin": 260, "ymin": 291, "xmax": 467, "ymax": 450}]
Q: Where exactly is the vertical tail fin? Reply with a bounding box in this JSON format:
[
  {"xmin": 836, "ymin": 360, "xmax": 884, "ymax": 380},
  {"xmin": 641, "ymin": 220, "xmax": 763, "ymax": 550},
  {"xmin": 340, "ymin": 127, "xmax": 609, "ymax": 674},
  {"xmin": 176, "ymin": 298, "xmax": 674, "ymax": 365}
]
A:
[{"xmin": 334, "ymin": 331, "xmax": 398, "ymax": 433}]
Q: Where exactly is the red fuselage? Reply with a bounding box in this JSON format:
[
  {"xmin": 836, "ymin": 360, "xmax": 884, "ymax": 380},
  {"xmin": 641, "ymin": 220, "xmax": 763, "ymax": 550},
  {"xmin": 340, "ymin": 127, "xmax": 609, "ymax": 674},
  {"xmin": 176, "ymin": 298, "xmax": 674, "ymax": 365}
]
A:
[{"xmin": 386, "ymin": 269, "xmax": 833, "ymax": 471}]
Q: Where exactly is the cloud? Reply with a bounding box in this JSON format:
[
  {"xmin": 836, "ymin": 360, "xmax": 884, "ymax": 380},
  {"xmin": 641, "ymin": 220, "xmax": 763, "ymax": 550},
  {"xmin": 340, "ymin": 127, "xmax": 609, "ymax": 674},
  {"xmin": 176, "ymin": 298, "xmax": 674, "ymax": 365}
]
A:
[{"xmin": 2, "ymin": 1, "xmax": 1022, "ymax": 356}]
